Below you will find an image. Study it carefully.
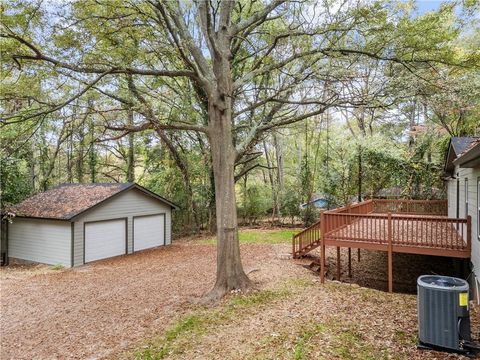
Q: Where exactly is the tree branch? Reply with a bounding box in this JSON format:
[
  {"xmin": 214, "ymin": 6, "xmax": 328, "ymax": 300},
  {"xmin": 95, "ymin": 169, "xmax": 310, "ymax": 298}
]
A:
[
  {"xmin": 1, "ymin": 70, "xmax": 111, "ymax": 125},
  {"xmin": 2, "ymin": 33, "xmax": 197, "ymax": 78}
]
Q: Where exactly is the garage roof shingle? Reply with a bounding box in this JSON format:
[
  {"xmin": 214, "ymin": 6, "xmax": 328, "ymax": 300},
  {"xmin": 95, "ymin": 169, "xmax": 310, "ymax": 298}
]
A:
[{"xmin": 10, "ymin": 183, "xmax": 177, "ymax": 220}]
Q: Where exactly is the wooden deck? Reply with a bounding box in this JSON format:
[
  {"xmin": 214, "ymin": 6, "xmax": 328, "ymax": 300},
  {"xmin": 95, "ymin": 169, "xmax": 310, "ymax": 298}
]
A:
[
  {"xmin": 325, "ymin": 213, "xmax": 469, "ymax": 257},
  {"xmin": 292, "ymin": 199, "xmax": 471, "ymax": 292}
]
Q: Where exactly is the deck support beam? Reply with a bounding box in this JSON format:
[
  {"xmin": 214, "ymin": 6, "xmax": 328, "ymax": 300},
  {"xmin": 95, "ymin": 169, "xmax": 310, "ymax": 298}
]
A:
[
  {"xmin": 348, "ymin": 247, "xmax": 352, "ymax": 277},
  {"xmin": 321, "ymin": 244, "xmax": 325, "ymax": 283},
  {"xmin": 320, "ymin": 211, "xmax": 325, "ymax": 284},
  {"xmin": 387, "ymin": 212, "xmax": 393, "ymax": 293},
  {"xmin": 336, "ymin": 247, "xmax": 341, "ymax": 280},
  {"xmin": 357, "ymin": 248, "xmax": 361, "ymax": 262}
]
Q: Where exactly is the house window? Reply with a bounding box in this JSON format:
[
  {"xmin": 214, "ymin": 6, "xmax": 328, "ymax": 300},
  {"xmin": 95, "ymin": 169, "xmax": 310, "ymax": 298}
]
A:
[{"xmin": 465, "ymin": 178, "xmax": 468, "ymax": 218}]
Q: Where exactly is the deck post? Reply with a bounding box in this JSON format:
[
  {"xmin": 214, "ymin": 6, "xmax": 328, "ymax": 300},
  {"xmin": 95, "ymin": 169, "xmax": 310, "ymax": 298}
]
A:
[
  {"xmin": 336, "ymin": 247, "xmax": 341, "ymax": 280},
  {"xmin": 357, "ymin": 248, "xmax": 361, "ymax": 262},
  {"xmin": 292, "ymin": 235, "xmax": 295, "ymax": 259},
  {"xmin": 467, "ymin": 215, "xmax": 472, "ymax": 253},
  {"xmin": 387, "ymin": 212, "xmax": 393, "ymax": 293},
  {"xmin": 320, "ymin": 211, "xmax": 326, "ymax": 284},
  {"xmin": 348, "ymin": 247, "xmax": 352, "ymax": 277}
]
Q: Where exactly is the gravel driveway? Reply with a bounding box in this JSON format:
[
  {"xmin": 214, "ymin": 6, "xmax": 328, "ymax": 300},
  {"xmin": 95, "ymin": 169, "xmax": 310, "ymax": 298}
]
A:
[{"xmin": 0, "ymin": 242, "xmax": 297, "ymax": 360}]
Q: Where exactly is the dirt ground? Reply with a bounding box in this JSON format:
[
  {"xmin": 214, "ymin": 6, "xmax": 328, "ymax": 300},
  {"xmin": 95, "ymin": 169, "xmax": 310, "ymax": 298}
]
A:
[{"xmin": 0, "ymin": 234, "xmax": 479, "ymax": 359}]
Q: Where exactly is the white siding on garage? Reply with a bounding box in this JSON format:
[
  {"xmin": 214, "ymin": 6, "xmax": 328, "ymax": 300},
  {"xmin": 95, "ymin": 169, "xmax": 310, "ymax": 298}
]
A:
[
  {"xmin": 72, "ymin": 188, "xmax": 172, "ymax": 266},
  {"xmin": 9, "ymin": 218, "xmax": 71, "ymax": 267}
]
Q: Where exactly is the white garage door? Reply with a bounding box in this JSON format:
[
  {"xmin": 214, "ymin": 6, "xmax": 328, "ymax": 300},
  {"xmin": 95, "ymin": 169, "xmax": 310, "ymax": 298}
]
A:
[
  {"xmin": 134, "ymin": 214, "xmax": 165, "ymax": 252},
  {"xmin": 85, "ymin": 219, "xmax": 126, "ymax": 263}
]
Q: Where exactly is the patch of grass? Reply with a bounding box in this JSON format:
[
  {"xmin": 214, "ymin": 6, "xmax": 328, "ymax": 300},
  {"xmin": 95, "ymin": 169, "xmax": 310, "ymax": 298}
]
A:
[
  {"xmin": 293, "ymin": 323, "xmax": 327, "ymax": 360},
  {"xmin": 228, "ymin": 288, "xmax": 291, "ymax": 307},
  {"xmin": 259, "ymin": 317, "xmax": 394, "ymax": 360},
  {"xmin": 132, "ymin": 277, "xmax": 410, "ymax": 360},
  {"xmin": 51, "ymin": 264, "xmax": 64, "ymax": 270},
  {"xmin": 201, "ymin": 228, "xmax": 301, "ymax": 245},
  {"xmin": 394, "ymin": 329, "xmax": 417, "ymax": 346},
  {"xmin": 133, "ymin": 284, "xmax": 296, "ymax": 359},
  {"xmin": 136, "ymin": 315, "xmax": 205, "ymax": 359},
  {"xmin": 329, "ymin": 323, "xmax": 390, "ymax": 360}
]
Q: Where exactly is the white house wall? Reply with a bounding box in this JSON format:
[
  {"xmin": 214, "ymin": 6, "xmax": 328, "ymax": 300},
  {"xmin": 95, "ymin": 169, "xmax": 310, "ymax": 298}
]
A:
[
  {"xmin": 460, "ymin": 167, "xmax": 480, "ymax": 281},
  {"xmin": 449, "ymin": 165, "xmax": 480, "ymax": 295},
  {"xmin": 72, "ymin": 188, "xmax": 172, "ymax": 266}
]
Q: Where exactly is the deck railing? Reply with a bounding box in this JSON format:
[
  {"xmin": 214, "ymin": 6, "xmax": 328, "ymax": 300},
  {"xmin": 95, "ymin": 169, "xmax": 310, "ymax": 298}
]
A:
[
  {"xmin": 293, "ymin": 198, "xmax": 470, "ymax": 258},
  {"xmin": 329, "ymin": 199, "xmax": 374, "ymax": 214},
  {"xmin": 372, "ymin": 199, "xmax": 447, "ymax": 216},
  {"xmin": 293, "ymin": 200, "xmax": 375, "ymax": 257},
  {"xmin": 292, "ymin": 220, "xmax": 321, "ymax": 257}
]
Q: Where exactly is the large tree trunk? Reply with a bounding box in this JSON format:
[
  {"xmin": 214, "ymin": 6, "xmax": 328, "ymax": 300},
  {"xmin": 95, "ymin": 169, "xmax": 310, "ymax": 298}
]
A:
[
  {"xmin": 203, "ymin": 11, "xmax": 251, "ymax": 300},
  {"xmin": 205, "ymin": 102, "xmax": 251, "ymax": 300}
]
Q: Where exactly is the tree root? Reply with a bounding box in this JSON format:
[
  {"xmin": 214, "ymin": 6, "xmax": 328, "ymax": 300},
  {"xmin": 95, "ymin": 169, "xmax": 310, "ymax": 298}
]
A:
[{"xmin": 199, "ymin": 273, "xmax": 253, "ymax": 304}]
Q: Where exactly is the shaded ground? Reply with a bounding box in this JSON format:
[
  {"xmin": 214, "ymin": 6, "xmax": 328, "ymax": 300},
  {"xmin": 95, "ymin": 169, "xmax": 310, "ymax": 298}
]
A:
[
  {"xmin": 305, "ymin": 245, "xmax": 470, "ymax": 293},
  {"xmin": 1, "ymin": 228, "xmax": 478, "ymax": 360}
]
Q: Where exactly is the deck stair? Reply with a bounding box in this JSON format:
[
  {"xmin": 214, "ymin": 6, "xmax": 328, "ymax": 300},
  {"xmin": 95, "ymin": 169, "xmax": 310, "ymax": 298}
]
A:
[{"xmin": 292, "ymin": 220, "xmax": 321, "ymax": 258}]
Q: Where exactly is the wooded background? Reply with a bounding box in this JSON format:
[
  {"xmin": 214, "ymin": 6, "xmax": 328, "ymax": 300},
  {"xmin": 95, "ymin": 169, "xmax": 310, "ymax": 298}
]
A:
[{"xmin": 2, "ymin": 1, "xmax": 479, "ymax": 235}]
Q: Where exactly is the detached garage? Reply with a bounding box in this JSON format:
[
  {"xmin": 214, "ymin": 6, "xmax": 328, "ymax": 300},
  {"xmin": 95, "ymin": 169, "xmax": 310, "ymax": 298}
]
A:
[{"xmin": 5, "ymin": 183, "xmax": 177, "ymax": 267}]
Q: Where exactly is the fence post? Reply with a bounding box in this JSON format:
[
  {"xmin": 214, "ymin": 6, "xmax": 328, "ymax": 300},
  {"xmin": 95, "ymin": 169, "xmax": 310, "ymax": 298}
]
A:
[
  {"xmin": 320, "ymin": 211, "xmax": 326, "ymax": 284},
  {"xmin": 387, "ymin": 212, "xmax": 393, "ymax": 293}
]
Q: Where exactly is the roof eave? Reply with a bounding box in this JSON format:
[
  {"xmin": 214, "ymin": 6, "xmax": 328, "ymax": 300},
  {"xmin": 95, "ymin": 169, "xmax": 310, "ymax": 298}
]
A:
[
  {"xmin": 12, "ymin": 215, "xmax": 71, "ymax": 221},
  {"xmin": 453, "ymin": 143, "xmax": 480, "ymax": 168}
]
